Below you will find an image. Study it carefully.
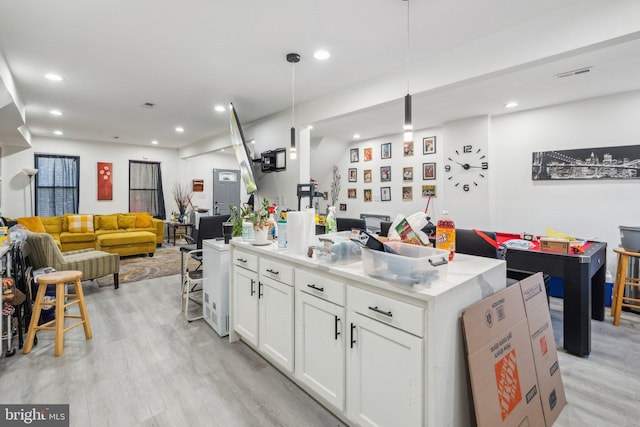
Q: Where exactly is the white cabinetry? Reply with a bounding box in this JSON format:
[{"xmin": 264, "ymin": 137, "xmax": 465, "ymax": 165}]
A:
[
  {"xmin": 295, "ymin": 268, "xmax": 346, "ymax": 411},
  {"xmin": 202, "ymin": 239, "xmax": 230, "ymax": 336},
  {"xmin": 232, "ymin": 249, "xmax": 259, "ymax": 346},
  {"xmin": 346, "ymin": 286, "xmax": 423, "ymax": 427}
]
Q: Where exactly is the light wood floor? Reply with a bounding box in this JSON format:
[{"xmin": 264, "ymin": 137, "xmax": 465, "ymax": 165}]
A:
[{"xmin": 1, "ymin": 274, "xmax": 639, "ymax": 427}]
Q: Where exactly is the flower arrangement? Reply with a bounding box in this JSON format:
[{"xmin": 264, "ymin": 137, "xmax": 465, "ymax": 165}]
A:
[
  {"xmin": 229, "ymin": 197, "xmax": 274, "ymax": 236},
  {"xmin": 172, "ymin": 182, "xmax": 192, "ymax": 217}
]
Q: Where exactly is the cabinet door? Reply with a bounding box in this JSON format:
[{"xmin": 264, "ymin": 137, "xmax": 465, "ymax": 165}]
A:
[
  {"xmin": 347, "ymin": 312, "xmax": 423, "ymax": 427},
  {"xmin": 295, "ymin": 291, "xmax": 345, "ymax": 411},
  {"xmin": 233, "ymin": 267, "xmax": 258, "ymax": 347},
  {"xmin": 259, "ymin": 276, "xmax": 294, "ymax": 373}
]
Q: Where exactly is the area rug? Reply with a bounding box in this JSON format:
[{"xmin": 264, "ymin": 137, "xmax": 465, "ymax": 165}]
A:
[{"xmin": 95, "ymin": 245, "xmax": 197, "ymax": 287}]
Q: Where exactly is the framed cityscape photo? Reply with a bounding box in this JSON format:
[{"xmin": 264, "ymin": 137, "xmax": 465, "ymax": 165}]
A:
[
  {"xmin": 364, "ymin": 169, "xmax": 372, "ymax": 183},
  {"xmin": 403, "ymin": 166, "xmax": 413, "ymax": 182},
  {"xmin": 348, "ymin": 168, "xmax": 357, "ymax": 182},
  {"xmin": 347, "ymin": 188, "xmax": 357, "ymax": 199},
  {"xmin": 381, "ymin": 186, "xmax": 391, "ymax": 201},
  {"xmin": 423, "ymin": 136, "xmax": 436, "ymax": 155},
  {"xmin": 423, "ymin": 162, "xmax": 436, "ymax": 180},
  {"xmin": 364, "ymin": 189, "xmax": 372, "ymax": 202},
  {"xmin": 380, "ymin": 165, "xmax": 391, "ymax": 182},
  {"xmin": 381, "ymin": 142, "xmax": 392, "ymax": 159},
  {"xmin": 364, "ymin": 147, "xmax": 373, "ymax": 161},
  {"xmin": 350, "ymin": 148, "xmax": 359, "ymax": 163}
]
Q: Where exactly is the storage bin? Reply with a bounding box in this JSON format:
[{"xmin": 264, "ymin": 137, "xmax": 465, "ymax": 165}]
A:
[
  {"xmin": 361, "ymin": 241, "xmax": 449, "ymax": 286},
  {"xmin": 318, "ymin": 232, "xmax": 362, "ymax": 264},
  {"xmin": 619, "ymin": 226, "xmax": 640, "ymax": 252}
]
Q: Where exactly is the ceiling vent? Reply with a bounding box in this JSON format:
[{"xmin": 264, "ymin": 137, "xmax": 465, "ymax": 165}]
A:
[
  {"xmin": 554, "ymin": 67, "xmax": 593, "ymax": 79},
  {"xmin": 142, "ymin": 102, "xmax": 156, "ymax": 109}
]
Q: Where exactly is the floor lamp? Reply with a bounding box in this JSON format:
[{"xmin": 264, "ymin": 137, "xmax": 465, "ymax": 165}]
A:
[{"xmin": 22, "ymin": 168, "xmax": 38, "ymax": 216}]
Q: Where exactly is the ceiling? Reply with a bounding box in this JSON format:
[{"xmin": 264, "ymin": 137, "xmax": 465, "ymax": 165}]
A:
[{"xmin": 1, "ymin": 0, "xmax": 640, "ymax": 149}]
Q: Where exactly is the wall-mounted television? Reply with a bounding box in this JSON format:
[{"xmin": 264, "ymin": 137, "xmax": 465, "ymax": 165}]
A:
[{"xmin": 229, "ymin": 102, "xmax": 258, "ymax": 193}]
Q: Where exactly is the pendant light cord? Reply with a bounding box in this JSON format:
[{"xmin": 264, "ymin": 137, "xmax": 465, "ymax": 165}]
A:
[
  {"xmin": 406, "ymin": 0, "xmax": 410, "ymax": 95},
  {"xmin": 291, "ymin": 61, "xmax": 295, "ymax": 128}
]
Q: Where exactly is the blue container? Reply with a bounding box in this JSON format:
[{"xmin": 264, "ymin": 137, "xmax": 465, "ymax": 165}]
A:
[
  {"xmin": 547, "ymin": 276, "xmax": 613, "ymax": 307},
  {"xmin": 33, "ymin": 281, "xmax": 57, "ymax": 324}
]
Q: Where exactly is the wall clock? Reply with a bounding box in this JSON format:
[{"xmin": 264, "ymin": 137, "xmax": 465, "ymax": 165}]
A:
[{"xmin": 444, "ymin": 144, "xmax": 488, "ymax": 191}]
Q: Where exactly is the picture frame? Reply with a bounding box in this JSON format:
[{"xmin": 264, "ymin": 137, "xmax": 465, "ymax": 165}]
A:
[
  {"xmin": 363, "ymin": 189, "xmax": 372, "ymax": 202},
  {"xmin": 364, "ymin": 147, "xmax": 373, "ymax": 161},
  {"xmin": 402, "ymin": 186, "xmax": 413, "ymax": 201},
  {"xmin": 402, "ymin": 166, "xmax": 413, "ymax": 182},
  {"xmin": 348, "ymin": 168, "xmax": 357, "ymax": 182},
  {"xmin": 363, "ymin": 169, "xmax": 372, "ymax": 183},
  {"xmin": 403, "ymin": 141, "xmax": 414, "ymax": 157},
  {"xmin": 422, "ymin": 185, "xmax": 436, "ymax": 198},
  {"xmin": 347, "ymin": 188, "xmax": 357, "ymax": 199},
  {"xmin": 380, "ymin": 186, "xmax": 391, "ymax": 201},
  {"xmin": 381, "ymin": 142, "xmax": 392, "ymax": 159},
  {"xmin": 350, "ymin": 148, "xmax": 359, "ymax": 163},
  {"xmin": 422, "ymin": 162, "xmax": 436, "ymax": 180},
  {"xmin": 423, "ymin": 136, "xmax": 436, "ymax": 155},
  {"xmin": 380, "ymin": 165, "xmax": 391, "ymax": 182},
  {"xmin": 339, "ymin": 203, "xmax": 347, "ymax": 211}
]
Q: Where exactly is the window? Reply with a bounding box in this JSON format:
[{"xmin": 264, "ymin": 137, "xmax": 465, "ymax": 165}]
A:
[
  {"xmin": 129, "ymin": 160, "xmax": 166, "ymax": 219},
  {"xmin": 34, "ymin": 154, "xmax": 80, "ymax": 217}
]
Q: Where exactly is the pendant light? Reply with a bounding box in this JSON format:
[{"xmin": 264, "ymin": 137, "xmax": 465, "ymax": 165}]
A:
[
  {"xmin": 287, "ymin": 53, "xmax": 301, "ymax": 160},
  {"xmin": 402, "ymin": 0, "xmax": 413, "ymax": 144}
]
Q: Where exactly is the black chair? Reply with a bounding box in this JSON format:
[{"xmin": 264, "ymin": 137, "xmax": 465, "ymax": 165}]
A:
[
  {"xmin": 455, "ymin": 229, "xmax": 500, "ymax": 259},
  {"xmin": 379, "ymin": 221, "xmax": 393, "ymax": 237},
  {"xmin": 336, "ymin": 217, "xmax": 366, "ymax": 232}
]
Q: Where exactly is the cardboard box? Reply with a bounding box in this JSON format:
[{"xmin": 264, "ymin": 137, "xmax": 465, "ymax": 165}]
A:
[
  {"xmin": 519, "ymin": 273, "xmax": 567, "ymax": 426},
  {"xmin": 462, "ymin": 284, "xmax": 545, "ymax": 427},
  {"xmin": 539, "ymin": 238, "xmax": 570, "ymax": 254}
]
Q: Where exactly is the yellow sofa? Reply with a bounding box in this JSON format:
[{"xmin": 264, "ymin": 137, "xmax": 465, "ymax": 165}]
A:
[{"xmin": 17, "ymin": 213, "xmax": 164, "ymax": 257}]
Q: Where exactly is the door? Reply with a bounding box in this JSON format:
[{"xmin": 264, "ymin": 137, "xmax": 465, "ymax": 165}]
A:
[
  {"xmin": 295, "ymin": 291, "xmax": 345, "ymax": 411},
  {"xmin": 259, "ymin": 276, "xmax": 294, "ymax": 373},
  {"xmin": 347, "ymin": 312, "xmax": 423, "ymax": 427},
  {"xmin": 233, "ymin": 266, "xmax": 258, "ymax": 346},
  {"xmin": 213, "ymin": 168, "xmax": 241, "ymax": 216}
]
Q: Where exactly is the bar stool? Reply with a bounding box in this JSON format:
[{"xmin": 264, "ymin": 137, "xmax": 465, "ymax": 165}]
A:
[
  {"xmin": 611, "ymin": 248, "xmax": 640, "ymax": 326},
  {"xmin": 23, "ymin": 270, "xmax": 92, "ymax": 356}
]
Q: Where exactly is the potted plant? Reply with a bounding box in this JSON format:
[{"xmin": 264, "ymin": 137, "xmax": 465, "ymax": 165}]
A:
[
  {"xmin": 229, "ymin": 198, "xmax": 274, "ymax": 243},
  {"xmin": 172, "ymin": 182, "xmax": 192, "ymax": 223}
]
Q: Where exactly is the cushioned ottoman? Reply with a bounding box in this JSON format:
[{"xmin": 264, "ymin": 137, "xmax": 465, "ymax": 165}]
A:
[{"xmin": 97, "ymin": 231, "xmax": 156, "ymax": 257}]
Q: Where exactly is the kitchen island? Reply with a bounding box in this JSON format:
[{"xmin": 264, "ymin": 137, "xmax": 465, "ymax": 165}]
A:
[{"xmin": 228, "ymin": 240, "xmax": 506, "ymax": 427}]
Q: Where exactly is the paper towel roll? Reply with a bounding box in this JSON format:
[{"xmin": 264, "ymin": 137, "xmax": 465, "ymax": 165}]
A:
[{"xmin": 287, "ymin": 210, "xmax": 317, "ymax": 255}]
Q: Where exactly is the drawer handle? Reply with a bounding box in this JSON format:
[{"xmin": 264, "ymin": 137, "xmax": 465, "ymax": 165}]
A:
[
  {"xmin": 307, "ymin": 284, "xmax": 325, "ymax": 292},
  {"xmin": 258, "ymin": 281, "xmax": 263, "ymax": 299},
  {"xmin": 237, "ymin": 258, "xmax": 247, "ymax": 263},
  {"xmin": 368, "ymin": 306, "xmax": 393, "ymax": 317},
  {"xmin": 335, "ymin": 316, "xmax": 340, "ymax": 340},
  {"xmin": 350, "ymin": 323, "xmax": 356, "ymax": 348},
  {"xmin": 250, "ymin": 279, "xmax": 255, "ymax": 296},
  {"xmin": 266, "ymin": 268, "xmax": 279, "ymax": 275},
  {"xmin": 428, "ymin": 257, "xmax": 448, "ymax": 267}
]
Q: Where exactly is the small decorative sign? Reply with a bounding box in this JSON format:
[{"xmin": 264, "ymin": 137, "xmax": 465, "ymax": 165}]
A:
[{"xmin": 192, "ymin": 179, "xmax": 204, "ymax": 192}]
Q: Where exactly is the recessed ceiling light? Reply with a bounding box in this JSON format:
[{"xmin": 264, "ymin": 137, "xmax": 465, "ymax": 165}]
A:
[
  {"xmin": 314, "ymin": 50, "xmax": 331, "ymax": 60},
  {"xmin": 214, "ymin": 105, "xmax": 226, "ymax": 112},
  {"xmin": 175, "ymin": 126, "xmax": 184, "ymax": 133},
  {"xmin": 49, "ymin": 109, "xmax": 63, "ymax": 116},
  {"xmin": 53, "ymin": 130, "xmax": 63, "ymax": 136},
  {"xmin": 221, "ymin": 148, "xmax": 225, "ymax": 152},
  {"xmin": 113, "ymin": 136, "xmax": 120, "ymax": 139},
  {"xmin": 151, "ymin": 140, "xmax": 158, "ymax": 145},
  {"xmin": 45, "ymin": 73, "xmax": 63, "ymax": 81},
  {"xmin": 353, "ymin": 134, "xmax": 361, "ymax": 139},
  {"xmin": 504, "ymin": 102, "xmax": 518, "ymax": 108}
]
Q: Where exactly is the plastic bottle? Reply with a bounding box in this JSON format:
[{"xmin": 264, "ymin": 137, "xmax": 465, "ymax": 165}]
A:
[
  {"xmin": 268, "ymin": 206, "xmax": 277, "ymax": 240},
  {"xmin": 278, "ymin": 220, "xmax": 287, "ymax": 248},
  {"xmin": 435, "ymin": 210, "xmax": 456, "ymax": 261},
  {"xmin": 326, "ymin": 206, "xmax": 337, "ymax": 234}
]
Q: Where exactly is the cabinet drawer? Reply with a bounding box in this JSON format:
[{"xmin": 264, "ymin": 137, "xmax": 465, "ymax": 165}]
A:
[
  {"xmin": 296, "ymin": 268, "xmax": 345, "ymax": 307},
  {"xmin": 348, "ymin": 286, "xmax": 424, "ymax": 337},
  {"xmin": 233, "ymin": 249, "xmax": 258, "ymax": 272},
  {"xmin": 260, "ymin": 257, "xmax": 294, "ymax": 285}
]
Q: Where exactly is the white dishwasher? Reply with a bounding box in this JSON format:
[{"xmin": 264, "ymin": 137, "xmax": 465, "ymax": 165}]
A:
[{"xmin": 202, "ymin": 239, "xmax": 230, "ymax": 336}]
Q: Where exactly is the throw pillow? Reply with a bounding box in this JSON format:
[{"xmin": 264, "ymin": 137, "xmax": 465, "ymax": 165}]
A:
[
  {"xmin": 134, "ymin": 214, "xmax": 153, "ymax": 228},
  {"xmin": 97, "ymin": 215, "xmax": 118, "ymax": 230},
  {"xmin": 67, "ymin": 214, "xmax": 94, "ymax": 233},
  {"xmin": 17, "ymin": 216, "xmax": 46, "ymax": 233},
  {"xmin": 118, "ymin": 214, "xmax": 137, "ymax": 229}
]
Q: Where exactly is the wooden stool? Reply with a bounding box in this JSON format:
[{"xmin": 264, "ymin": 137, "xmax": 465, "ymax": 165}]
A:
[
  {"xmin": 23, "ymin": 270, "xmax": 92, "ymax": 356},
  {"xmin": 611, "ymin": 248, "xmax": 640, "ymax": 326}
]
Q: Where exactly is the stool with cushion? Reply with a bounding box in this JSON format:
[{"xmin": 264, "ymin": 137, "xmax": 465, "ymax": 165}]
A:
[
  {"xmin": 23, "ymin": 270, "xmax": 92, "ymax": 356},
  {"xmin": 611, "ymin": 247, "xmax": 640, "ymax": 326}
]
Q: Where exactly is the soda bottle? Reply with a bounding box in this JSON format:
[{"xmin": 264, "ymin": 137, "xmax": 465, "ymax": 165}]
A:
[{"xmin": 435, "ymin": 210, "xmax": 456, "ymax": 261}]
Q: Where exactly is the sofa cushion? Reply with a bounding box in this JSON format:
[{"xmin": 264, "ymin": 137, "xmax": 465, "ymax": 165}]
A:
[
  {"xmin": 60, "ymin": 231, "xmax": 96, "ymax": 244},
  {"xmin": 95, "ymin": 229, "xmax": 126, "ymax": 236},
  {"xmin": 17, "ymin": 216, "xmax": 46, "ymax": 233},
  {"xmin": 68, "ymin": 214, "xmax": 95, "ymax": 233},
  {"xmin": 96, "ymin": 214, "xmax": 118, "ymax": 230},
  {"xmin": 118, "ymin": 214, "xmax": 137, "ymax": 229},
  {"xmin": 134, "ymin": 213, "xmax": 153, "ymax": 228},
  {"xmin": 41, "ymin": 216, "xmax": 64, "ymax": 234}
]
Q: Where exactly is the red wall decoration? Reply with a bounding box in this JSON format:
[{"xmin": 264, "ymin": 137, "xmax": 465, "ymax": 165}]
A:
[{"xmin": 98, "ymin": 162, "xmax": 113, "ymax": 200}]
